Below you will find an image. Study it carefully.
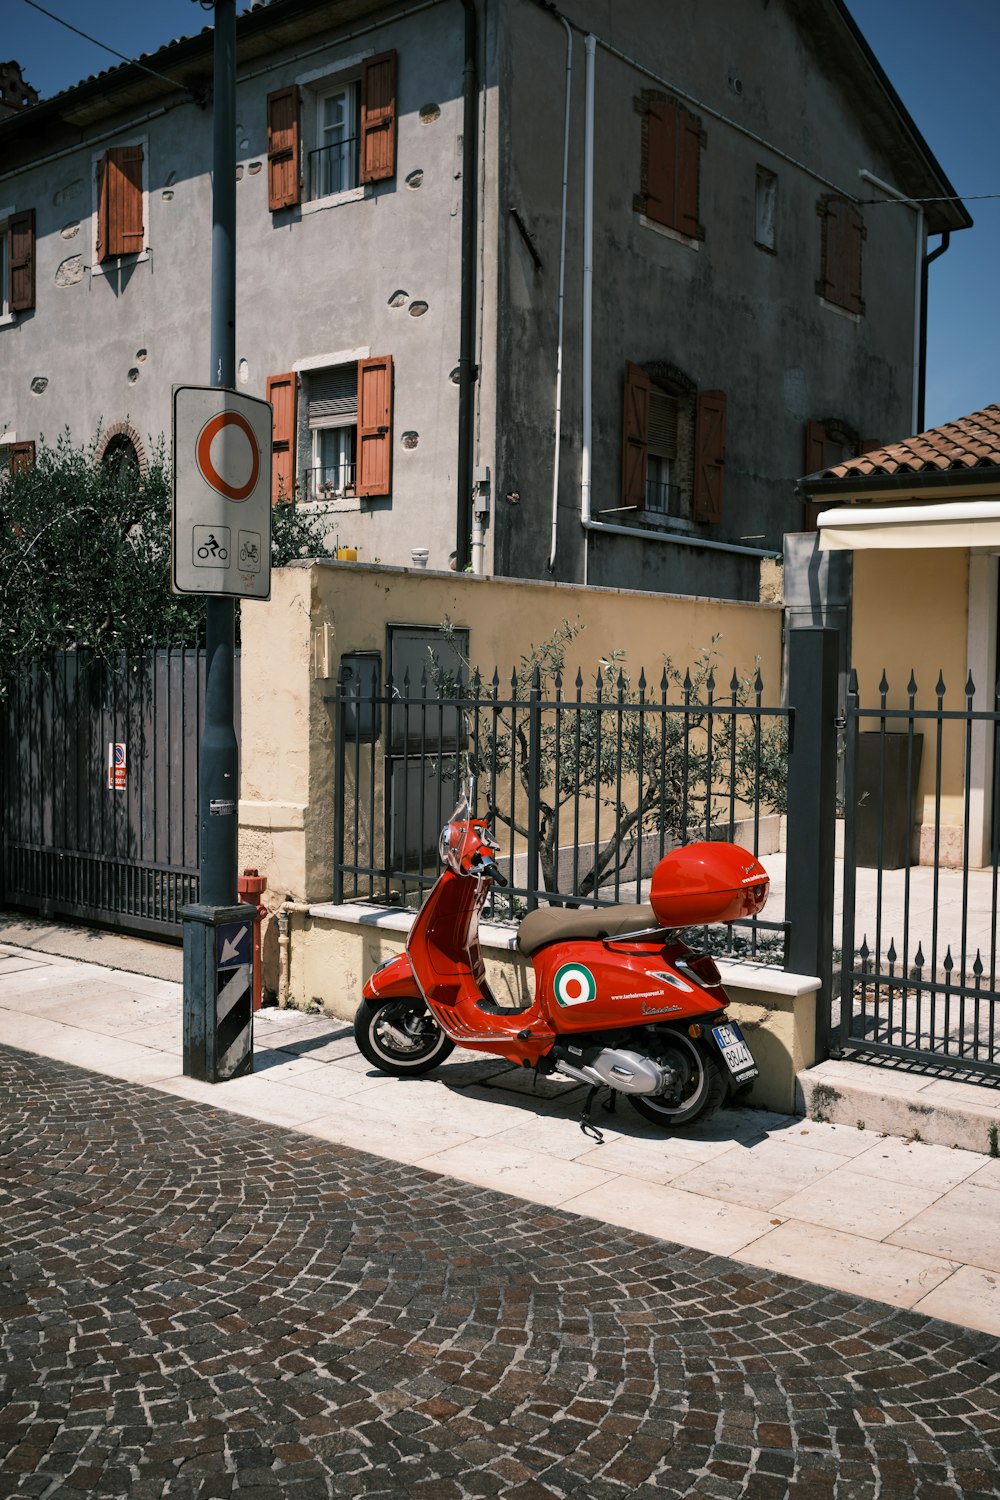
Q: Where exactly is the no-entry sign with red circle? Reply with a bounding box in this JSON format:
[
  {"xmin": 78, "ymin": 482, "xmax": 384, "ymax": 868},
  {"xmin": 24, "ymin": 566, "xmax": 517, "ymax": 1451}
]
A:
[{"xmin": 171, "ymin": 385, "xmax": 272, "ymax": 600}]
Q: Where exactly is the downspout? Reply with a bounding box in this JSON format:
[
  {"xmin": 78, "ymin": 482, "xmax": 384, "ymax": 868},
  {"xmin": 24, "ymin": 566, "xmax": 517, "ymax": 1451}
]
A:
[
  {"xmin": 456, "ymin": 0, "xmax": 479, "ymax": 572},
  {"xmin": 547, "ymin": 18, "xmax": 573, "ymax": 574},
  {"xmin": 918, "ymin": 231, "xmax": 951, "ymax": 433},
  {"xmin": 859, "ymin": 169, "xmax": 923, "ymax": 434},
  {"xmin": 580, "ymin": 32, "xmax": 596, "ymax": 585}
]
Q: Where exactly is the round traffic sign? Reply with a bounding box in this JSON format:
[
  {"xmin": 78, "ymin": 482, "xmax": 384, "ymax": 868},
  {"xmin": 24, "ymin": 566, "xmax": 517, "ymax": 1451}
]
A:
[{"xmin": 196, "ymin": 411, "xmax": 261, "ymax": 502}]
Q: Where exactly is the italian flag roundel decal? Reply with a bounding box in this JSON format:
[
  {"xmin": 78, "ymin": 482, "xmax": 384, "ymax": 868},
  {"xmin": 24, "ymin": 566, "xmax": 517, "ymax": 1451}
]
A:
[{"xmin": 553, "ymin": 963, "xmax": 597, "ymax": 1006}]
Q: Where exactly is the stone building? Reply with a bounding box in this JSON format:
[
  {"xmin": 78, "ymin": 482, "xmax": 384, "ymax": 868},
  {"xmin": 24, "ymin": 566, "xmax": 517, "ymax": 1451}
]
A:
[{"xmin": 0, "ymin": 0, "xmax": 970, "ymax": 599}]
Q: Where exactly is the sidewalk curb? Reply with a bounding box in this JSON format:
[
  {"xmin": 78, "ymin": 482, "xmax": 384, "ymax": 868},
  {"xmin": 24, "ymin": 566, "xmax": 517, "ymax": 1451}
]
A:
[{"xmin": 797, "ymin": 1058, "xmax": 1000, "ymax": 1155}]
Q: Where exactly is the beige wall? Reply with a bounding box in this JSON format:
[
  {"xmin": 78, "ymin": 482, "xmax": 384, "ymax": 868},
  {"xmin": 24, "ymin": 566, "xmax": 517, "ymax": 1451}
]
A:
[
  {"xmin": 239, "ymin": 560, "xmax": 783, "ymax": 914},
  {"xmin": 851, "ymin": 547, "xmax": 970, "ymax": 857}
]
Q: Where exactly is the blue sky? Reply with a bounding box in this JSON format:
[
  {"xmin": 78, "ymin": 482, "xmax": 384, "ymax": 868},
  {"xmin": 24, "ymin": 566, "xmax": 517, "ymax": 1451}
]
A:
[{"xmin": 9, "ymin": 0, "xmax": 998, "ymax": 431}]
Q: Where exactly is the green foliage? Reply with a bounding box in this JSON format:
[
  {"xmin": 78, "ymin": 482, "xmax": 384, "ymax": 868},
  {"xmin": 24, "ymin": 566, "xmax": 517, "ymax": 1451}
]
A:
[
  {"xmin": 434, "ymin": 617, "xmax": 787, "ymax": 900},
  {"xmin": 0, "ymin": 432, "xmax": 338, "ymax": 691}
]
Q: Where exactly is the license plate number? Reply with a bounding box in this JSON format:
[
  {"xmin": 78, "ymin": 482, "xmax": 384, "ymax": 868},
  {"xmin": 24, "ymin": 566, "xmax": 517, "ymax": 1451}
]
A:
[{"xmin": 711, "ymin": 1021, "xmax": 758, "ymax": 1083}]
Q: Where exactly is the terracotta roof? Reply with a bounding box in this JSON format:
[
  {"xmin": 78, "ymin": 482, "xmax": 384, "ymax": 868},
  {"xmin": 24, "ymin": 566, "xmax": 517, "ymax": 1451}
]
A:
[{"xmin": 808, "ymin": 404, "xmax": 1000, "ymax": 483}]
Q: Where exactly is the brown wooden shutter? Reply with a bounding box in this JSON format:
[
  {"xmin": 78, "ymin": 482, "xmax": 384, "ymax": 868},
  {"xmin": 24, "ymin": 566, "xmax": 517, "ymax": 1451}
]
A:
[
  {"xmin": 804, "ymin": 419, "xmax": 827, "ymax": 475},
  {"xmin": 676, "ymin": 108, "xmax": 701, "ymax": 238},
  {"xmin": 859, "ymin": 437, "xmax": 881, "ymax": 453},
  {"xmin": 97, "ymin": 146, "xmax": 143, "ymax": 262},
  {"xmin": 361, "ymin": 51, "xmax": 397, "ymax": 184},
  {"xmin": 818, "ymin": 197, "xmax": 865, "ymax": 314},
  {"xmin": 267, "ymin": 86, "xmax": 301, "ymax": 210},
  {"xmin": 645, "ymin": 98, "xmax": 700, "ymax": 237},
  {"xmin": 693, "ymin": 390, "xmax": 726, "ymax": 524},
  {"xmin": 621, "ymin": 362, "xmax": 650, "ymax": 509},
  {"xmin": 10, "ymin": 441, "xmax": 35, "ymax": 472},
  {"xmin": 8, "ymin": 209, "xmax": 35, "ymax": 312},
  {"xmin": 357, "ymin": 355, "xmax": 393, "ymax": 497},
  {"xmin": 645, "ymin": 98, "xmax": 677, "ymax": 230},
  {"xmin": 266, "ymin": 372, "xmax": 297, "ymax": 502}
]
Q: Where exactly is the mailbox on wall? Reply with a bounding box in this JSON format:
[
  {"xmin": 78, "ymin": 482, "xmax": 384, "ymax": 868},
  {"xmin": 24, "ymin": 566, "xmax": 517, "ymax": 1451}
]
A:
[{"xmin": 340, "ymin": 652, "xmax": 381, "ymax": 741}]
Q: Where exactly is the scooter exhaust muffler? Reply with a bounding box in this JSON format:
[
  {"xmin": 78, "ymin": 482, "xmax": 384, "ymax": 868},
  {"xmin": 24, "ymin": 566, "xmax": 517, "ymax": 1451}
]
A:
[{"xmin": 554, "ymin": 1045, "xmax": 666, "ymax": 1096}]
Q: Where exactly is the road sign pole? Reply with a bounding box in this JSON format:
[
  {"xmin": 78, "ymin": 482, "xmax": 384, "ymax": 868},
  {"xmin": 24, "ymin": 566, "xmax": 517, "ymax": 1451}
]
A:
[{"xmin": 183, "ymin": 0, "xmax": 255, "ymax": 1081}]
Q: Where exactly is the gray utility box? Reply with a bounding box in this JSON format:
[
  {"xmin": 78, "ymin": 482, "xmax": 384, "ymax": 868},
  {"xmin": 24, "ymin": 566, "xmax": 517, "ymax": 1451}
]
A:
[{"xmin": 855, "ymin": 731, "xmax": 923, "ymax": 870}]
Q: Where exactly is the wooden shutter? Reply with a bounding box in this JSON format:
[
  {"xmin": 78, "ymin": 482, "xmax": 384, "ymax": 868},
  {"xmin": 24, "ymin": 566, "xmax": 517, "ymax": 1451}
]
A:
[
  {"xmin": 621, "ymin": 361, "xmax": 650, "ymax": 509},
  {"xmin": 804, "ymin": 420, "xmax": 827, "ymax": 475},
  {"xmin": 693, "ymin": 390, "xmax": 726, "ymax": 524},
  {"xmin": 8, "ymin": 209, "xmax": 35, "ymax": 312},
  {"xmin": 645, "ymin": 98, "xmax": 700, "ymax": 237},
  {"xmin": 97, "ymin": 146, "xmax": 143, "ymax": 262},
  {"xmin": 818, "ymin": 197, "xmax": 865, "ymax": 314},
  {"xmin": 361, "ymin": 51, "xmax": 397, "ymax": 184},
  {"xmin": 357, "ymin": 355, "xmax": 393, "ymax": 497},
  {"xmin": 266, "ymin": 372, "xmax": 297, "ymax": 502},
  {"xmin": 675, "ymin": 107, "xmax": 701, "ymax": 239},
  {"xmin": 267, "ymin": 86, "xmax": 301, "ymax": 210},
  {"xmin": 10, "ymin": 441, "xmax": 35, "ymax": 472}
]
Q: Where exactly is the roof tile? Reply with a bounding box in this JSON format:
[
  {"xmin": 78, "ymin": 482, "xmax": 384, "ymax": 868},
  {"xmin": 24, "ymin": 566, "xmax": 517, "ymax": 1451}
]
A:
[{"xmin": 808, "ymin": 404, "xmax": 1000, "ymax": 482}]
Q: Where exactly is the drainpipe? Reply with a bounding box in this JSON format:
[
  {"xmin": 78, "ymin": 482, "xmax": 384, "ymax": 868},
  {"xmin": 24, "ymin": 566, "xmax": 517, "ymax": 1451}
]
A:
[
  {"xmin": 859, "ymin": 169, "xmax": 923, "ymax": 434},
  {"xmin": 918, "ymin": 231, "xmax": 951, "ymax": 433},
  {"xmin": 580, "ymin": 33, "xmax": 596, "ymax": 585},
  {"xmin": 547, "ymin": 19, "xmax": 573, "ymax": 574},
  {"xmin": 456, "ymin": 0, "xmax": 479, "ymax": 573}
]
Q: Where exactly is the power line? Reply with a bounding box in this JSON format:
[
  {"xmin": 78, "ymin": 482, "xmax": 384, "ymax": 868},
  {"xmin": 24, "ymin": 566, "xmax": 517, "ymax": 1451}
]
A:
[
  {"xmin": 861, "ymin": 193, "xmax": 1000, "ymax": 205},
  {"xmin": 21, "ymin": 0, "xmax": 200, "ymax": 92}
]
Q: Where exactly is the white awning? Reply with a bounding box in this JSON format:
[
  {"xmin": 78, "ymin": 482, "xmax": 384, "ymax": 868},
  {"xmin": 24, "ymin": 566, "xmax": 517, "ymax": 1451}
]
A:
[{"xmin": 818, "ymin": 497, "xmax": 1000, "ymax": 550}]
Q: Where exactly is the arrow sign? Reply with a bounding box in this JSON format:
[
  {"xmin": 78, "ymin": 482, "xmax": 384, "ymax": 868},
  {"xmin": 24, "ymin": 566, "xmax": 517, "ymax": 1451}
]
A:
[
  {"xmin": 220, "ymin": 925, "xmax": 249, "ymax": 964},
  {"xmin": 217, "ymin": 921, "xmax": 252, "ymax": 968}
]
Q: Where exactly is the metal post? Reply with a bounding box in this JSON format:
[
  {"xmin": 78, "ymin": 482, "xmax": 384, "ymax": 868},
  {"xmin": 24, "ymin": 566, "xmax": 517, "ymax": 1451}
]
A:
[
  {"xmin": 525, "ymin": 665, "xmax": 542, "ymax": 911},
  {"xmin": 183, "ymin": 0, "xmax": 255, "ymax": 1081},
  {"xmin": 785, "ymin": 628, "xmax": 840, "ymax": 1062}
]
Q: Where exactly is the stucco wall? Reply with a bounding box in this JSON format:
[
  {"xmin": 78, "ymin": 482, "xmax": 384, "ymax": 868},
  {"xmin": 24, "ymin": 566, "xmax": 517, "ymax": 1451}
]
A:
[
  {"xmin": 851, "ymin": 548, "xmax": 970, "ymax": 849},
  {"xmin": 238, "ymin": 559, "xmax": 783, "ymax": 908}
]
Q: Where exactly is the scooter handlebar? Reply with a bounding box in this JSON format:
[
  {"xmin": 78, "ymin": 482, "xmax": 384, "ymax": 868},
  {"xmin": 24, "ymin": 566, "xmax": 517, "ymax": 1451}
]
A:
[{"xmin": 473, "ymin": 853, "xmax": 508, "ymax": 887}]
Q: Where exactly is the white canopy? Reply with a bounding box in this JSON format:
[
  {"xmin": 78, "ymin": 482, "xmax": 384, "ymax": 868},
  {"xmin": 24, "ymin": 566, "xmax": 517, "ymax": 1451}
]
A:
[{"xmin": 818, "ymin": 497, "xmax": 1000, "ymax": 550}]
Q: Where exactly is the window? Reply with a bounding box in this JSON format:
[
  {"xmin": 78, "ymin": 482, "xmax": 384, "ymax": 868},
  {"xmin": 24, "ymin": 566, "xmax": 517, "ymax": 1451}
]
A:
[
  {"xmin": 802, "ymin": 419, "xmax": 878, "ymax": 531},
  {"xmin": 269, "ymin": 355, "xmax": 393, "ymax": 503},
  {"xmin": 0, "ymin": 207, "xmax": 35, "ymax": 320},
  {"xmin": 303, "ymin": 365, "xmax": 358, "ymax": 499},
  {"xmin": 755, "ymin": 167, "xmax": 777, "ymax": 252},
  {"xmin": 313, "ymin": 83, "xmax": 359, "ymax": 200},
  {"xmin": 619, "ymin": 363, "xmax": 726, "ymax": 526},
  {"xmin": 95, "ymin": 145, "xmax": 145, "ymax": 263},
  {"xmin": 1, "ymin": 440, "xmax": 35, "ymax": 473},
  {"xmin": 816, "ymin": 195, "xmax": 865, "ymax": 315},
  {"xmin": 267, "ymin": 51, "xmax": 397, "ymax": 213},
  {"xmin": 635, "ymin": 93, "xmax": 703, "ymax": 241}
]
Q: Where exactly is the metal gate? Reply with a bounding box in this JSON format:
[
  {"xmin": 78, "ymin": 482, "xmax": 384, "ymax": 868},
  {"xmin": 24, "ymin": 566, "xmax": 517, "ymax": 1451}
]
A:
[
  {"xmin": 0, "ymin": 645, "xmax": 234, "ymax": 939},
  {"xmin": 839, "ymin": 667, "xmax": 1000, "ymax": 1078}
]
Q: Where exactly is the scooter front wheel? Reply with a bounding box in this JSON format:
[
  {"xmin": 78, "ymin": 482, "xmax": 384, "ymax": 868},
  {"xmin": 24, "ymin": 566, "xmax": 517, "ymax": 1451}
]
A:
[
  {"xmin": 354, "ymin": 997, "xmax": 456, "ymax": 1076},
  {"xmin": 627, "ymin": 1033, "xmax": 727, "ymax": 1129}
]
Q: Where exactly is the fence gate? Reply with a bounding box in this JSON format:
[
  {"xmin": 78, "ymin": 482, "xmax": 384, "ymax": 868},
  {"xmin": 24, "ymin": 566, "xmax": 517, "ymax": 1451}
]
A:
[
  {"xmin": 1, "ymin": 646, "xmax": 227, "ymax": 939},
  {"xmin": 839, "ymin": 667, "xmax": 1000, "ymax": 1079}
]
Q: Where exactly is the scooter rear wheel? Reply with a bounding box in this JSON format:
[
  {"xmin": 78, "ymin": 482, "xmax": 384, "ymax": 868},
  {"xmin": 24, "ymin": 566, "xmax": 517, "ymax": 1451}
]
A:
[
  {"xmin": 354, "ymin": 997, "xmax": 456, "ymax": 1076},
  {"xmin": 627, "ymin": 1033, "xmax": 727, "ymax": 1128}
]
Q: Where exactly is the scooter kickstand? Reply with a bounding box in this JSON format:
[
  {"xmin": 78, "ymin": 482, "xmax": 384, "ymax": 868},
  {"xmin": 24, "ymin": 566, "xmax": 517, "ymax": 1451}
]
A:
[{"xmin": 579, "ymin": 1085, "xmax": 606, "ymax": 1144}]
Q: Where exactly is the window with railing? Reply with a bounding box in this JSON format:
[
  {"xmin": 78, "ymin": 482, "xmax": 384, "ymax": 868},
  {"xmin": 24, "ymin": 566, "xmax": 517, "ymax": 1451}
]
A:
[
  {"xmin": 309, "ymin": 84, "xmax": 360, "ymax": 200},
  {"xmin": 302, "ymin": 366, "xmax": 359, "ymax": 500}
]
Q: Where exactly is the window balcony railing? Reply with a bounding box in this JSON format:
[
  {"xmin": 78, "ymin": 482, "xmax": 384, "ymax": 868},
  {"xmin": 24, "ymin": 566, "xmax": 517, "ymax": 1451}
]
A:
[
  {"xmin": 308, "ymin": 139, "xmax": 360, "ymax": 201},
  {"xmin": 643, "ymin": 479, "xmax": 684, "ymax": 522},
  {"xmin": 309, "ymin": 462, "xmax": 357, "ymax": 501}
]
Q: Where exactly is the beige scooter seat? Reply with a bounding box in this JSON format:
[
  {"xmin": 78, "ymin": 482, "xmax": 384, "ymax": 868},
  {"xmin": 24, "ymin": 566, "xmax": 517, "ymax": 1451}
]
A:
[{"xmin": 516, "ymin": 903, "xmax": 661, "ymax": 958}]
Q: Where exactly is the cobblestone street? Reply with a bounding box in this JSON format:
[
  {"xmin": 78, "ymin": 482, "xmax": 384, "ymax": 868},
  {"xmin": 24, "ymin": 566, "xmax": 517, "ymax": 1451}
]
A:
[{"xmin": 2, "ymin": 1044, "xmax": 999, "ymax": 1499}]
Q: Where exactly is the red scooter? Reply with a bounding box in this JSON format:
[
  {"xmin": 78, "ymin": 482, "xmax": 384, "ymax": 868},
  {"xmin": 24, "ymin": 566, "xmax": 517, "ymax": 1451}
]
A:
[{"xmin": 355, "ymin": 793, "xmax": 768, "ymax": 1129}]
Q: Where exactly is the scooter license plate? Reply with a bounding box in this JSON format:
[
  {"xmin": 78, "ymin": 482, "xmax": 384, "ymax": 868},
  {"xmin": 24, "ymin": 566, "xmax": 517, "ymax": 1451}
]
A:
[{"xmin": 711, "ymin": 1021, "xmax": 758, "ymax": 1084}]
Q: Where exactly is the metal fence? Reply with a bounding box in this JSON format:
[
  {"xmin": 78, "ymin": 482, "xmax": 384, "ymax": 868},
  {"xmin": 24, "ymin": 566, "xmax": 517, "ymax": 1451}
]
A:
[
  {"xmin": 839, "ymin": 668, "xmax": 1000, "ymax": 1078},
  {"xmin": 1, "ymin": 643, "xmax": 222, "ymax": 938},
  {"xmin": 334, "ymin": 657, "xmax": 789, "ymax": 960}
]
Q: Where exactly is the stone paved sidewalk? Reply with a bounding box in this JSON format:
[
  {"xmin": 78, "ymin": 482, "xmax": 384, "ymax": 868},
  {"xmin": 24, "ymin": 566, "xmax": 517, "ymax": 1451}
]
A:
[{"xmin": 2, "ymin": 1046, "xmax": 1000, "ymax": 1500}]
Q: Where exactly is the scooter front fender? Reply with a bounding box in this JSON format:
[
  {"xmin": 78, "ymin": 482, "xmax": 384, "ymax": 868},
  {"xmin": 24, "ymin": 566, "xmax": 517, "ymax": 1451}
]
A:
[{"xmin": 363, "ymin": 951, "xmax": 418, "ymax": 1001}]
